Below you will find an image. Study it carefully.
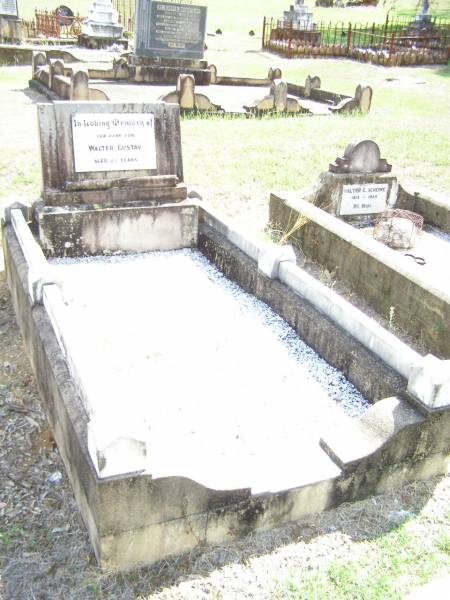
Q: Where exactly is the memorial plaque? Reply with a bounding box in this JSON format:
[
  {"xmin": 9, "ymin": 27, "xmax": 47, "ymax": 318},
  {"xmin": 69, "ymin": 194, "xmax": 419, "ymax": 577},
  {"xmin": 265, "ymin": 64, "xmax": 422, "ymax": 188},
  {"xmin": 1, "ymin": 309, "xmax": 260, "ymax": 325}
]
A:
[
  {"xmin": 72, "ymin": 113, "xmax": 157, "ymax": 173},
  {"xmin": 0, "ymin": 0, "xmax": 18, "ymax": 17},
  {"xmin": 340, "ymin": 183, "xmax": 389, "ymax": 216},
  {"xmin": 135, "ymin": 0, "xmax": 207, "ymax": 59}
]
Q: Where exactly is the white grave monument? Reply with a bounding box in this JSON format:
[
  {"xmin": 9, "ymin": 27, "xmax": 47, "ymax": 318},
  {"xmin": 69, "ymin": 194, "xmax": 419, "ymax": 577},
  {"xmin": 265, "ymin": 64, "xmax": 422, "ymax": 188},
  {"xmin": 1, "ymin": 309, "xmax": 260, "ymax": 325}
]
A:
[
  {"xmin": 82, "ymin": 0, "xmax": 123, "ymax": 39},
  {"xmin": 282, "ymin": 0, "xmax": 314, "ymax": 31}
]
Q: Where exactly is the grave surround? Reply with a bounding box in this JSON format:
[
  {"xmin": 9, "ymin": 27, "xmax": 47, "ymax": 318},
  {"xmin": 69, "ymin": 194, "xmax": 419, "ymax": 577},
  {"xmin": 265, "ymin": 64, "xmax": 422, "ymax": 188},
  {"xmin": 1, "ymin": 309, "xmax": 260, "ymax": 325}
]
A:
[{"xmin": 3, "ymin": 104, "xmax": 450, "ymax": 572}]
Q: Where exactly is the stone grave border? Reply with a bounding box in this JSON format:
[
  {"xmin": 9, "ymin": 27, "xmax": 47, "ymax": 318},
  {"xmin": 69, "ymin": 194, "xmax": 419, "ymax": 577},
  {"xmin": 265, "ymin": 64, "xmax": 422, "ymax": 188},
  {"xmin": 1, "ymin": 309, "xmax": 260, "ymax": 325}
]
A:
[
  {"xmin": 269, "ymin": 191, "xmax": 450, "ymax": 357},
  {"xmin": 3, "ymin": 199, "xmax": 450, "ymax": 570},
  {"xmin": 29, "ymin": 51, "xmax": 371, "ymax": 116}
]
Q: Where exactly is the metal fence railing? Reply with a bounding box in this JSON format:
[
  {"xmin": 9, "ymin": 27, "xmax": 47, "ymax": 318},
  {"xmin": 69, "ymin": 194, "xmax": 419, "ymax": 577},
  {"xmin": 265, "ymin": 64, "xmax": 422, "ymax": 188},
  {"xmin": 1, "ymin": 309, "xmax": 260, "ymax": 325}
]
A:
[
  {"xmin": 112, "ymin": 0, "xmax": 135, "ymax": 33},
  {"xmin": 262, "ymin": 15, "xmax": 450, "ymax": 65},
  {"xmin": 23, "ymin": 10, "xmax": 83, "ymax": 39}
]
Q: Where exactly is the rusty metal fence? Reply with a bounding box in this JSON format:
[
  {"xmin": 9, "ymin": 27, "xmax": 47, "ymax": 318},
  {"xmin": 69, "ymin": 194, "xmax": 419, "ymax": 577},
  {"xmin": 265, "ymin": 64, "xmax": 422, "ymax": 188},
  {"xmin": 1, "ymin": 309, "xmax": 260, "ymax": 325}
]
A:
[
  {"xmin": 262, "ymin": 15, "xmax": 450, "ymax": 65},
  {"xmin": 22, "ymin": 10, "xmax": 83, "ymax": 39}
]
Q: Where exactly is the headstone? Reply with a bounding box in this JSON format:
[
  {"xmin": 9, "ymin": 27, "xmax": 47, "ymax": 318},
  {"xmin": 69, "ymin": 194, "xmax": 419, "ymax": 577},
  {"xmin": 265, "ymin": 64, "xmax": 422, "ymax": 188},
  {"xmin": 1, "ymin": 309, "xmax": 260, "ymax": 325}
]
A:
[
  {"xmin": 37, "ymin": 102, "xmax": 187, "ymax": 207},
  {"xmin": 135, "ymin": 0, "xmax": 208, "ymax": 60},
  {"xmin": 306, "ymin": 141, "xmax": 397, "ymax": 218},
  {"xmin": 71, "ymin": 70, "xmax": 90, "ymax": 101},
  {"xmin": 32, "ymin": 51, "xmax": 47, "ymax": 77},
  {"xmin": 0, "ymin": 0, "xmax": 18, "ymax": 17},
  {"xmin": 271, "ymin": 79, "xmax": 288, "ymax": 112},
  {"xmin": 81, "ymin": 0, "xmax": 123, "ymax": 40},
  {"xmin": 209, "ymin": 64, "xmax": 217, "ymax": 84},
  {"xmin": 282, "ymin": 0, "xmax": 314, "ymax": 31}
]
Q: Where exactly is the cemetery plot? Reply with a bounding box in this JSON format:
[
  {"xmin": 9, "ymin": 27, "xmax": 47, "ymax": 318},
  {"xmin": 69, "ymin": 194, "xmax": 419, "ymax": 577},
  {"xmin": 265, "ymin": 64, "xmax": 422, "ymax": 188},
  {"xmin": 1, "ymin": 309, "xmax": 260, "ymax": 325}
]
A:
[
  {"xmin": 269, "ymin": 143, "xmax": 450, "ymax": 358},
  {"xmin": 3, "ymin": 100, "xmax": 449, "ymax": 572}
]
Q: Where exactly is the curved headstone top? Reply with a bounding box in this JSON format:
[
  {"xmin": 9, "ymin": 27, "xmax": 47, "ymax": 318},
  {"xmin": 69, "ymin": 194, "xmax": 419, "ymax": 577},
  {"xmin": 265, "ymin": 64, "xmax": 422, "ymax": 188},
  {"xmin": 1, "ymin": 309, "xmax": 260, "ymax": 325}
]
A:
[{"xmin": 329, "ymin": 140, "xmax": 392, "ymax": 174}]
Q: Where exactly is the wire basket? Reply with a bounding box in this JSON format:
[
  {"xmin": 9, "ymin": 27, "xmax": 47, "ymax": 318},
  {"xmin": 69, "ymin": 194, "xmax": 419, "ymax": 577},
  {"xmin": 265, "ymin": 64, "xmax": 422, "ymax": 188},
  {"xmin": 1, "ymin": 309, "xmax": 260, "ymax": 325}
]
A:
[{"xmin": 373, "ymin": 209, "xmax": 424, "ymax": 249}]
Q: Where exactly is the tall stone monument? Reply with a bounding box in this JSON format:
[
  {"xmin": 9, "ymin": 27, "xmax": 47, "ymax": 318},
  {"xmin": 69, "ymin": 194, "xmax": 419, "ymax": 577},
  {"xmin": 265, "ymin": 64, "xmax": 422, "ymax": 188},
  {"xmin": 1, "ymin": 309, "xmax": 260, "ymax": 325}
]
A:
[
  {"xmin": 0, "ymin": 0, "xmax": 21, "ymax": 42},
  {"xmin": 282, "ymin": 0, "xmax": 314, "ymax": 31},
  {"xmin": 128, "ymin": 0, "xmax": 211, "ymax": 84},
  {"xmin": 79, "ymin": 0, "xmax": 124, "ymax": 48}
]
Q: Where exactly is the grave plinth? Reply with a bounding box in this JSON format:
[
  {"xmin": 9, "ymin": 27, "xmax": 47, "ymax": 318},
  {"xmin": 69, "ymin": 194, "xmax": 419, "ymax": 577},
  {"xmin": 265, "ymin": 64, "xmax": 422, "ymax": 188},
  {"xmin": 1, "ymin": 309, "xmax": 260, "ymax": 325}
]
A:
[
  {"xmin": 129, "ymin": 0, "xmax": 210, "ymax": 84},
  {"xmin": 307, "ymin": 141, "xmax": 398, "ymax": 219}
]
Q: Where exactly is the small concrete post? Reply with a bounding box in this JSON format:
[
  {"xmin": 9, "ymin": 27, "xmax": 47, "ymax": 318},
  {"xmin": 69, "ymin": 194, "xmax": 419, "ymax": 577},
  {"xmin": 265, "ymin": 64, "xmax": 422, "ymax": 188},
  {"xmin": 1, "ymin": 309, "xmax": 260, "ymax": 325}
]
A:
[
  {"xmin": 71, "ymin": 69, "xmax": 90, "ymax": 101},
  {"xmin": 209, "ymin": 64, "xmax": 217, "ymax": 84},
  {"xmin": 32, "ymin": 51, "xmax": 46, "ymax": 77},
  {"xmin": 49, "ymin": 58, "xmax": 64, "ymax": 91},
  {"xmin": 271, "ymin": 79, "xmax": 288, "ymax": 113},
  {"xmin": 273, "ymin": 67, "xmax": 282, "ymax": 80},
  {"xmin": 358, "ymin": 86, "xmax": 373, "ymax": 114},
  {"xmin": 305, "ymin": 75, "xmax": 312, "ymax": 98},
  {"xmin": 178, "ymin": 74, "xmax": 195, "ymax": 109}
]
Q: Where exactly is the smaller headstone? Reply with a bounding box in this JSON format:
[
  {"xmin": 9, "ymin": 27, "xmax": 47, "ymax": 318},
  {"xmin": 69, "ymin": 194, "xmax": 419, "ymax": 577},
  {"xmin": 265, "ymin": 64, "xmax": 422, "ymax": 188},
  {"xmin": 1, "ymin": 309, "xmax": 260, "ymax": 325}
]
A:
[
  {"xmin": 273, "ymin": 67, "xmax": 282, "ymax": 80},
  {"xmin": 358, "ymin": 86, "xmax": 373, "ymax": 114},
  {"xmin": 310, "ymin": 75, "xmax": 321, "ymax": 90},
  {"xmin": 271, "ymin": 79, "xmax": 288, "ymax": 112},
  {"xmin": 329, "ymin": 141, "xmax": 391, "ymax": 174},
  {"xmin": 209, "ymin": 64, "xmax": 217, "ymax": 84},
  {"xmin": 178, "ymin": 74, "xmax": 195, "ymax": 109},
  {"xmin": 71, "ymin": 69, "xmax": 90, "ymax": 101},
  {"xmin": 305, "ymin": 75, "xmax": 312, "ymax": 98},
  {"xmin": 32, "ymin": 51, "xmax": 47, "ymax": 76},
  {"xmin": 305, "ymin": 141, "xmax": 397, "ymax": 218}
]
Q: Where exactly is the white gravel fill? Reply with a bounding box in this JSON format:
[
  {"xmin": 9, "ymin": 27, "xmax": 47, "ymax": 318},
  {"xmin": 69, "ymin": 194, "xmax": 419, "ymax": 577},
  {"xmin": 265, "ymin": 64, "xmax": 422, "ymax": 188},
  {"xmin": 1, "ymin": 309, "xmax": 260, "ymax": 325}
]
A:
[{"xmin": 49, "ymin": 249, "xmax": 369, "ymax": 492}]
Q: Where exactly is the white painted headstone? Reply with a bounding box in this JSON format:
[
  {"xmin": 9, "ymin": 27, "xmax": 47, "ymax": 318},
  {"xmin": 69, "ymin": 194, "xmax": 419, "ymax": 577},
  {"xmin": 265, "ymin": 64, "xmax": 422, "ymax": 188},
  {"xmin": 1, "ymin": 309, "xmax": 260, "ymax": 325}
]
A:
[
  {"xmin": 0, "ymin": 0, "xmax": 18, "ymax": 17},
  {"xmin": 340, "ymin": 183, "xmax": 389, "ymax": 216},
  {"xmin": 71, "ymin": 113, "xmax": 157, "ymax": 173}
]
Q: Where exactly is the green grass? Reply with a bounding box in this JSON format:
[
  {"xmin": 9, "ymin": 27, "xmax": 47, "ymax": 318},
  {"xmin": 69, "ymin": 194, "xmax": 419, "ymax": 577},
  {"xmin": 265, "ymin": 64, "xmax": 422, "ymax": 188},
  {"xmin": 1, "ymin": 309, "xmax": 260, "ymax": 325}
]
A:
[{"xmin": 276, "ymin": 523, "xmax": 450, "ymax": 599}]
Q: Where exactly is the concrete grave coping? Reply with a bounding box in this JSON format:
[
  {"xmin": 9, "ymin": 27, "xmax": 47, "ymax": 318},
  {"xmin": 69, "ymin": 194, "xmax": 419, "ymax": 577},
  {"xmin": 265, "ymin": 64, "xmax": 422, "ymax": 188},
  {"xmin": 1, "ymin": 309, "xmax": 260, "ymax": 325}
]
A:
[{"xmin": 4, "ymin": 206, "xmax": 450, "ymax": 570}]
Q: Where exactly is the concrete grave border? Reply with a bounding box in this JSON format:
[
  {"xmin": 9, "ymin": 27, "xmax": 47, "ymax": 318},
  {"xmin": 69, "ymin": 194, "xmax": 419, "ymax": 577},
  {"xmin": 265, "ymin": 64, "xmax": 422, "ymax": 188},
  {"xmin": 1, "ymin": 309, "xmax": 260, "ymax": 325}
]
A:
[
  {"xmin": 3, "ymin": 203, "xmax": 449, "ymax": 571},
  {"xmin": 269, "ymin": 192, "xmax": 450, "ymax": 359}
]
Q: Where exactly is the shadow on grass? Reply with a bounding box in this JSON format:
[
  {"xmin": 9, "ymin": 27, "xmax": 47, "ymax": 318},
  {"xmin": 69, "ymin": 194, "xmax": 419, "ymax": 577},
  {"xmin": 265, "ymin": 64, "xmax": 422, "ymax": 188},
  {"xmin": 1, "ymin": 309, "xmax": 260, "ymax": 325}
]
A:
[{"xmin": 433, "ymin": 65, "xmax": 450, "ymax": 78}]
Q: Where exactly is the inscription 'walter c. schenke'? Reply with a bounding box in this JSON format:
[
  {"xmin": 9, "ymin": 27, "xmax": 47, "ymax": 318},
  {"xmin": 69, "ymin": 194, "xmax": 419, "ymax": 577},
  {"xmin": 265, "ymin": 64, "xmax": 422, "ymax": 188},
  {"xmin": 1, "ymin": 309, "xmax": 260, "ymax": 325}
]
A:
[{"xmin": 71, "ymin": 113, "xmax": 157, "ymax": 173}]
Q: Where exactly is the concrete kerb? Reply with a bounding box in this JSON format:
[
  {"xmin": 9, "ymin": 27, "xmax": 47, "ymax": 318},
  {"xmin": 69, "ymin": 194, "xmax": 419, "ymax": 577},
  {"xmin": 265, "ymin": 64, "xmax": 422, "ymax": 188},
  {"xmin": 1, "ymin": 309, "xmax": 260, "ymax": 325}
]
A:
[
  {"xmin": 3, "ymin": 205, "xmax": 450, "ymax": 571},
  {"xmin": 199, "ymin": 201, "xmax": 420, "ymax": 381}
]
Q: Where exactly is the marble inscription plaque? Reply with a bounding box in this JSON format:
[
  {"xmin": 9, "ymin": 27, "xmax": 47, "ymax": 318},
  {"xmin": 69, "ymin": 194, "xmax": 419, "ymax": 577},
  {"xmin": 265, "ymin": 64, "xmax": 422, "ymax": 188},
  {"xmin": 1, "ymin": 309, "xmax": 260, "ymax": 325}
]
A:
[
  {"xmin": 0, "ymin": 0, "xmax": 18, "ymax": 17},
  {"xmin": 340, "ymin": 183, "xmax": 389, "ymax": 216},
  {"xmin": 71, "ymin": 113, "xmax": 157, "ymax": 173}
]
